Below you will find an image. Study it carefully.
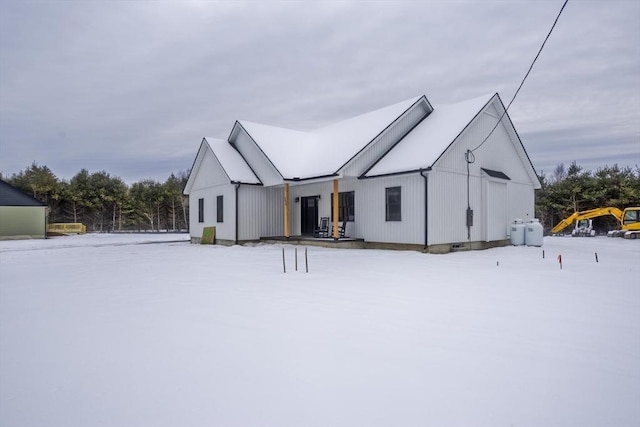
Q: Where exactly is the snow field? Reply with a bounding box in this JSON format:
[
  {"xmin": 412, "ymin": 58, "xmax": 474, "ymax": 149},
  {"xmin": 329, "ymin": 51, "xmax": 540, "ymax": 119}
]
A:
[{"xmin": 0, "ymin": 234, "xmax": 639, "ymax": 427}]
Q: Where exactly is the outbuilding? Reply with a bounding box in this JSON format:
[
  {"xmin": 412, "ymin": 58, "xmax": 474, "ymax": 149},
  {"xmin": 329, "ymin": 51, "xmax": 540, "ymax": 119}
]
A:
[
  {"xmin": 0, "ymin": 179, "xmax": 48, "ymax": 239},
  {"xmin": 184, "ymin": 93, "xmax": 541, "ymax": 252}
]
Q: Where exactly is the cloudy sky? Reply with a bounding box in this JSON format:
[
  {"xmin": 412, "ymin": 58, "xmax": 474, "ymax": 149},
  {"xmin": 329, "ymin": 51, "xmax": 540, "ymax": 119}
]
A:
[{"xmin": 0, "ymin": 0, "xmax": 638, "ymax": 184}]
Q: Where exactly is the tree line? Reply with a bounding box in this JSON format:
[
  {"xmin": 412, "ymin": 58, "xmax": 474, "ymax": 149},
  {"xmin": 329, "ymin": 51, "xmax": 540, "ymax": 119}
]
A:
[
  {"xmin": 536, "ymin": 162, "xmax": 640, "ymax": 233},
  {"xmin": 3, "ymin": 160, "xmax": 639, "ymax": 235},
  {"xmin": 2, "ymin": 163, "xmax": 190, "ymax": 232}
]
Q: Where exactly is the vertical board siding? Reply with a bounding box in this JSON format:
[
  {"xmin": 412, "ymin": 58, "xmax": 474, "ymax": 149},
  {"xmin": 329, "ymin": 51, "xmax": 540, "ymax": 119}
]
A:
[
  {"xmin": 191, "ymin": 148, "xmax": 230, "ymax": 191},
  {"xmin": 429, "ymin": 173, "xmax": 535, "ymax": 246},
  {"xmin": 189, "ymin": 149, "xmax": 235, "ymax": 240},
  {"xmin": 426, "ymin": 98, "xmax": 538, "ymax": 246},
  {"xmin": 287, "ymin": 180, "xmax": 357, "ymax": 236},
  {"xmin": 436, "ymin": 105, "xmax": 532, "ymax": 185},
  {"xmin": 508, "ymin": 183, "xmax": 536, "ymax": 224},
  {"xmin": 264, "ymin": 187, "xmax": 285, "ymax": 237},
  {"xmin": 238, "ymin": 186, "xmax": 284, "ymax": 240},
  {"xmin": 428, "ymin": 170, "xmax": 481, "ymax": 245},
  {"xmin": 289, "ymin": 181, "xmax": 333, "ymax": 236},
  {"xmin": 342, "ymin": 104, "xmax": 429, "ymax": 177},
  {"xmin": 358, "ymin": 174, "xmax": 425, "ymax": 244},
  {"xmin": 484, "ymin": 180, "xmax": 508, "ymax": 241},
  {"xmin": 189, "ymin": 184, "xmax": 236, "ymax": 241},
  {"xmin": 237, "ymin": 185, "xmax": 262, "ymax": 241},
  {"xmin": 232, "ymin": 130, "xmax": 281, "ymax": 186}
]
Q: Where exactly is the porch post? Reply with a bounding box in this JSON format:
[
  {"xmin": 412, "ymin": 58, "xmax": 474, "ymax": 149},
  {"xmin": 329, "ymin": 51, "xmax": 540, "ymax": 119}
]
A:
[
  {"xmin": 332, "ymin": 179, "xmax": 339, "ymax": 240},
  {"xmin": 284, "ymin": 183, "xmax": 290, "ymax": 238}
]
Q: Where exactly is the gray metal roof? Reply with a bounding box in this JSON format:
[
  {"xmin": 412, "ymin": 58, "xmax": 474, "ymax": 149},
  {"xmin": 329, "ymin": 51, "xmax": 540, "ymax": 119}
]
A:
[
  {"xmin": 0, "ymin": 180, "xmax": 47, "ymax": 207},
  {"xmin": 481, "ymin": 168, "xmax": 511, "ymax": 180}
]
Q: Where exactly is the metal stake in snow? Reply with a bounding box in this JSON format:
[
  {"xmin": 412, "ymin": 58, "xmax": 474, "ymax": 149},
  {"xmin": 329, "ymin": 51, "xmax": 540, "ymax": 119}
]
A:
[
  {"xmin": 295, "ymin": 247, "xmax": 298, "ymax": 271},
  {"xmin": 543, "ymin": 250, "xmax": 545, "ymax": 259},
  {"xmin": 595, "ymin": 252, "xmax": 599, "ymax": 263},
  {"xmin": 282, "ymin": 248, "xmax": 286, "ymax": 273},
  {"xmin": 305, "ymin": 247, "xmax": 309, "ymax": 273},
  {"xmin": 557, "ymin": 254, "xmax": 563, "ymax": 270}
]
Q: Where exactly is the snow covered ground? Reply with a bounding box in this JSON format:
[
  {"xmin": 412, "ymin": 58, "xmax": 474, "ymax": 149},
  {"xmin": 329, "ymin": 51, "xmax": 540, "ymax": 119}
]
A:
[{"xmin": 1, "ymin": 234, "xmax": 638, "ymax": 427}]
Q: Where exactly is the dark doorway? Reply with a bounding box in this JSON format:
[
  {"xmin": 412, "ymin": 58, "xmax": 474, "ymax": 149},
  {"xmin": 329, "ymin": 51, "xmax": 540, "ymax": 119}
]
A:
[{"xmin": 301, "ymin": 196, "xmax": 319, "ymax": 235}]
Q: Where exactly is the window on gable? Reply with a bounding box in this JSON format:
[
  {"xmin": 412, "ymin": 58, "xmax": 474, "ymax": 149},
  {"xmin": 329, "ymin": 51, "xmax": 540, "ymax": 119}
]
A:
[
  {"xmin": 331, "ymin": 191, "xmax": 355, "ymax": 222},
  {"xmin": 198, "ymin": 198, "xmax": 204, "ymax": 223},
  {"xmin": 217, "ymin": 195, "xmax": 224, "ymax": 223},
  {"xmin": 386, "ymin": 187, "xmax": 401, "ymax": 221}
]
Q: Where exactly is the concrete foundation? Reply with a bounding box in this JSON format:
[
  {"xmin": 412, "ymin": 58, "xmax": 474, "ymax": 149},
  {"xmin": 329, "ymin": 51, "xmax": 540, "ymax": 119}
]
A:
[{"xmin": 190, "ymin": 236, "xmax": 511, "ymax": 253}]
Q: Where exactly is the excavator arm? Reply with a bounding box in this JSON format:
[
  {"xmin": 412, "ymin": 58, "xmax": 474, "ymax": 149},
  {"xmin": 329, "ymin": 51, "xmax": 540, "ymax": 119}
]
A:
[
  {"xmin": 552, "ymin": 207, "xmax": 624, "ymax": 234},
  {"xmin": 552, "ymin": 212, "xmax": 579, "ymax": 234}
]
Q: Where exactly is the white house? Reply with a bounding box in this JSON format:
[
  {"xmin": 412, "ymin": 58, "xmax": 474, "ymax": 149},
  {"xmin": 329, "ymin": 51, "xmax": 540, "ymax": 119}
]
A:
[{"xmin": 184, "ymin": 93, "xmax": 540, "ymax": 253}]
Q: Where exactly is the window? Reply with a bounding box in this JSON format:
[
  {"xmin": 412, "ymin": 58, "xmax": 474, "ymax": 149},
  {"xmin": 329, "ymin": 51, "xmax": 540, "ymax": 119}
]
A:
[
  {"xmin": 216, "ymin": 195, "xmax": 223, "ymax": 223},
  {"xmin": 623, "ymin": 209, "xmax": 639, "ymax": 225},
  {"xmin": 386, "ymin": 187, "xmax": 401, "ymax": 221},
  {"xmin": 198, "ymin": 198, "xmax": 204, "ymax": 223},
  {"xmin": 331, "ymin": 191, "xmax": 355, "ymax": 222}
]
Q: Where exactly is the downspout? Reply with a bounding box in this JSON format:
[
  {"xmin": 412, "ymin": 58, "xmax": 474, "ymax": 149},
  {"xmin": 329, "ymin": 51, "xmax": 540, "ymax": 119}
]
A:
[
  {"xmin": 234, "ymin": 183, "xmax": 240, "ymax": 245},
  {"xmin": 420, "ymin": 168, "xmax": 431, "ymax": 251}
]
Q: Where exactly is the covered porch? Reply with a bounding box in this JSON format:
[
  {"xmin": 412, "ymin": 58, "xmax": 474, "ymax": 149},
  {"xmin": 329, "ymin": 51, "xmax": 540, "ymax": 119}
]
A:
[{"xmin": 281, "ymin": 176, "xmax": 356, "ymax": 241}]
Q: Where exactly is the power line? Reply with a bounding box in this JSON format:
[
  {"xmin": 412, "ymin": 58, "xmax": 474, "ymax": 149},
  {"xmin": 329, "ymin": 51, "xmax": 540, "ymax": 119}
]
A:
[{"xmin": 469, "ymin": 0, "xmax": 569, "ymax": 154}]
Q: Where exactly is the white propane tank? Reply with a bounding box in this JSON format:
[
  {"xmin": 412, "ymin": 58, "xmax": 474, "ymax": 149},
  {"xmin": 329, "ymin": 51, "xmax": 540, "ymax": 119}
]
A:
[
  {"xmin": 510, "ymin": 219, "xmax": 526, "ymax": 246},
  {"xmin": 525, "ymin": 219, "xmax": 544, "ymax": 247}
]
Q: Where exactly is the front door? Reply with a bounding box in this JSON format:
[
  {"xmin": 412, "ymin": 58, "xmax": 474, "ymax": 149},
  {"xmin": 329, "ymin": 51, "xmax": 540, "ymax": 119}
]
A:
[{"xmin": 301, "ymin": 196, "xmax": 319, "ymax": 235}]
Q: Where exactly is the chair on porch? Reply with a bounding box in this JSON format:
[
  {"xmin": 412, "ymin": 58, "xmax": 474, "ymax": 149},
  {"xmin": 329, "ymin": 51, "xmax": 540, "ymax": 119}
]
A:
[
  {"xmin": 314, "ymin": 217, "xmax": 330, "ymax": 238},
  {"xmin": 338, "ymin": 220, "xmax": 348, "ymax": 238}
]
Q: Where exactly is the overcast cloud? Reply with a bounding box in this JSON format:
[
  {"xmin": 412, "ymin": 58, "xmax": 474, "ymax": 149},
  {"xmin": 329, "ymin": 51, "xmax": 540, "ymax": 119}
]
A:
[{"xmin": 0, "ymin": 0, "xmax": 638, "ymax": 183}]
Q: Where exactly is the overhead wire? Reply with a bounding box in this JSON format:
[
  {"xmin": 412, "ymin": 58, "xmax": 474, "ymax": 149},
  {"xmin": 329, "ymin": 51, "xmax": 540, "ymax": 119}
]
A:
[
  {"xmin": 464, "ymin": 0, "xmax": 569, "ymax": 241},
  {"xmin": 468, "ymin": 0, "xmax": 569, "ymax": 155}
]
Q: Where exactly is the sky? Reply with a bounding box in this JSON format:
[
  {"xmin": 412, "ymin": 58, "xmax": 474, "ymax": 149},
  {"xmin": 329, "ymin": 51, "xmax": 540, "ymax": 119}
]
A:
[{"xmin": 0, "ymin": 0, "xmax": 638, "ymax": 184}]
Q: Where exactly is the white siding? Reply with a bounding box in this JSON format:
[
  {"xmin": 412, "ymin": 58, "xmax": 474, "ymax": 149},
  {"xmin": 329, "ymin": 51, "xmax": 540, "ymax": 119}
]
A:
[
  {"xmin": 341, "ymin": 103, "xmax": 429, "ymax": 177},
  {"xmin": 428, "ymin": 170, "xmax": 482, "ymax": 245},
  {"xmin": 436, "ymin": 104, "xmax": 533, "ymax": 185},
  {"xmin": 289, "ymin": 181, "xmax": 334, "ymax": 236},
  {"xmin": 426, "ymin": 99, "xmax": 538, "ymax": 246},
  {"xmin": 508, "ymin": 182, "xmax": 536, "ymax": 225},
  {"xmin": 483, "ymin": 179, "xmax": 508, "ymax": 241},
  {"xmin": 357, "ymin": 174, "xmax": 425, "ymax": 245},
  {"xmin": 238, "ymin": 185, "xmax": 284, "ymax": 240},
  {"xmin": 284, "ymin": 175, "xmax": 425, "ymax": 244},
  {"xmin": 428, "ymin": 170, "xmax": 534, "ymax": 246},
  {"xmin": 189, "ymin": 184, "xmax": 236, "ymax": 241},
  {"xmin": 232, "ymin": 129, "xmax": 282, "ymax": 186},
  {"xmin": 190, "ymin": 148, "xmax": 229, "ymax": 191},
  {"xmin": 188, "ymin": 147, "xmax": 237, "ymax": 241}
]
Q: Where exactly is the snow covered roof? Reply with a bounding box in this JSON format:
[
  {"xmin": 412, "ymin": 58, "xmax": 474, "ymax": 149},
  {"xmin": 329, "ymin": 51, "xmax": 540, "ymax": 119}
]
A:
[
  {"xmin": 236, "ymin": 96, "xmax": 423, "ymax": 179},
  {"xmin": 235, "ymin": 122, "xmax": 320, "ymax": 178},
  {"xmin": 204, "ymin": 137, "xmax": 260, "ymax": 184},
  {"xmin": 365, "ymin": 93, "xmax": 495, "ymax": 177}
]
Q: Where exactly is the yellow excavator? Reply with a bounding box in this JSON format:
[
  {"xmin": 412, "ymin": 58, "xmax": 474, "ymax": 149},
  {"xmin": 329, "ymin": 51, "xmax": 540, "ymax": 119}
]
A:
[{"xmin": 551, "ymin": 206, "xmax": 640, "ymax": 239}]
